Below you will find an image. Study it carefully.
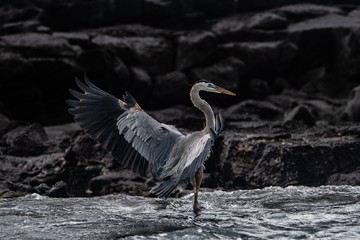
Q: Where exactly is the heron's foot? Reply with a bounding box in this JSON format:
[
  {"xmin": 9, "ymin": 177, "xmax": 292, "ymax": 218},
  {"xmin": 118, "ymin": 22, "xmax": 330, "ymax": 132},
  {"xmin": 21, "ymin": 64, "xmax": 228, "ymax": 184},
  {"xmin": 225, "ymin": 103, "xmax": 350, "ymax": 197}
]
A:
[{"xmin": 193, "ymin": 201, "xmax": 203, "ymax": 214}]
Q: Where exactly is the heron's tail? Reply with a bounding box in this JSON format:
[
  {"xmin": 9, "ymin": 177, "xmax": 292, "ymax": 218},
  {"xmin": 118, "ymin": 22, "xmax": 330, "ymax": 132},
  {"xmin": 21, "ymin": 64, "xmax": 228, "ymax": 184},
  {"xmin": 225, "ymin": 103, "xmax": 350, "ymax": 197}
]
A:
[{"xmin": 150, "ymin": 179, "xmax": 177, "ymax": 198}]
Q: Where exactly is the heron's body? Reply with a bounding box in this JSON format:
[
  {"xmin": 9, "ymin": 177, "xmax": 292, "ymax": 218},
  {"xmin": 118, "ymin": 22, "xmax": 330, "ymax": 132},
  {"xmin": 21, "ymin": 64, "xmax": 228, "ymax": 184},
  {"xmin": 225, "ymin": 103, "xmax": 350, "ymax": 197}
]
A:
[{"xmin": 67, "ymin": 76, "xmax": 235, "ymax": 213}]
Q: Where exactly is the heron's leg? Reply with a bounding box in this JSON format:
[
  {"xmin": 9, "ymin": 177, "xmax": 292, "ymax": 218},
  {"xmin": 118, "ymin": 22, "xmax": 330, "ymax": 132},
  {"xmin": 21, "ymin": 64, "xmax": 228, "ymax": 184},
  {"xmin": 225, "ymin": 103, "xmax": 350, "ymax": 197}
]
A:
[{"xmin": 193, "ymin": 168, "xmax": 203, "ymax": 214}]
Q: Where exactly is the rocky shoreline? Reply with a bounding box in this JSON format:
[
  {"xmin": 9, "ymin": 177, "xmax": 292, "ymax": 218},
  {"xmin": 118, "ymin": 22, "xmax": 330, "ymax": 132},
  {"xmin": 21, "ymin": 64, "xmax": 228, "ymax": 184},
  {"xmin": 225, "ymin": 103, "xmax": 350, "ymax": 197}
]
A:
[{"xmin": 1, "ymin": 1, "xmax": 360, "ymax": 198}]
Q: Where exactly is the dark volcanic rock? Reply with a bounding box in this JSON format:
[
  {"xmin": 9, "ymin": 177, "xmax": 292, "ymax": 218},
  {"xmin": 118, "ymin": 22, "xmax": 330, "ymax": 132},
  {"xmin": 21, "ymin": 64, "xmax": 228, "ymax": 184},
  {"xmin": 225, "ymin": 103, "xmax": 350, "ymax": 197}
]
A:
[
  {"xmin": 245, "ymin": 12, "xmax": 288, "ymax": 30},
  {"xmin": 96, "ymin": 24, "xmax": 170, "ymax": 38},
  {"xmin": 0, "ymin": 20, "xmax": 45, "ymax": 35},
  {"xmin": 0, "ymin": 113, "xmax": 12, "ymax": 136},
  {"xmin": 63, "ymin": 133, "xmax": 106, "ymax": 196},
  {"xmin": 92, "ymin": 35, "xmax": 173, "ymax": 74},
  {"xmin": 126, "ymin": 36, "xmax": 174, "ymax": 74},
  {"xmin": 225, "ymin": 100, "xmax": 283, "ymax": 120},
  {"xmin": 127, "ymin": 66, "xmax": 152, "ymax": 103},
  {"xmin": 0, "ymin": 5, "xmax": 43, "ymax": 25},
  {"xmin": 0, "ymin": 33, "xmax": 77, "ymax": 57},
  {"xmin": 189, "ymin": 57, "xmax": 245, "ymax": 93},
  {"xmin": 48, "ymin": 181, "xmax": 69, "ymax": 198},
  {"xmin": 89, "ymin": 171, "xmax": 150, "ymax": 196},
  {"xmin": 345, "ymin": 85, "xmax": 360, "ymax": 122},
  {"xmin": 218, "ymin": 40, "xmax": 297, "ymax": 75},
  {"xmin": 3, "ymin": 123, "xmax": 48, "ymax": 156},
  {"xmin": 275, "ymin": 4, "xmax": 344, "ymax": 21},
  {"xmin": 152, "ymin": 71, "xmax": 189, "ymax": 107},
  {"xmin": 211, "ymin": 13, "xmax": 288, "ymax": 42},
  {"xmin": 284, "ymin": 104, "xmax": 315, "ymax": 126},
  {"xmin": 214, "ymin": 124, "xmax": 360, "ymax": 189},
  {"xmin": 175, "ymin": 31, "xmax": 217, "ymax": 70}
]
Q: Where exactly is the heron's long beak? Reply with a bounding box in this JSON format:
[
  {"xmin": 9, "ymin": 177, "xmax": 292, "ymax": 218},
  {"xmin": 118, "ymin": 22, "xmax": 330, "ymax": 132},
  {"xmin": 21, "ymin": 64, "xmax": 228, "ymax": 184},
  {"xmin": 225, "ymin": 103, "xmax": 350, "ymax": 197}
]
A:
[{"xmin": 214, "ymin": 87, "xmax": 236, "ymax": 96}]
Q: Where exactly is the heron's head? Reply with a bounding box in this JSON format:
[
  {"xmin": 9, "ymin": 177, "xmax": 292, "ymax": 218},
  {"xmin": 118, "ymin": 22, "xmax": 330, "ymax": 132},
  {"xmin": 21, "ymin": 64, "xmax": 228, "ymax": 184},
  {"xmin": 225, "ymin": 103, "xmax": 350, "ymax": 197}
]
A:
[{"xmin": 195, "ymin": 80, "xmax": 236, "ymax": 96}]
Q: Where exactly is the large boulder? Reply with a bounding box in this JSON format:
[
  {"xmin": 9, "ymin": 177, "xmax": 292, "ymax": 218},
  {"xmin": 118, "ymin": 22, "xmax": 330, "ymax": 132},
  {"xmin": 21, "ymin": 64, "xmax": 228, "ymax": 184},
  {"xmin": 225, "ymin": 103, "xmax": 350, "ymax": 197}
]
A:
[
  {"xmin": 91, "ymin": 35, "xmax": 173, "ymax": 74},
  {"xmin": 275, "ymin": 4, "xmax": 344, "ymax": 22},
  {"xmin": 152, "ymin": 71, "xmax": 190, "ymax": 107},
  {"xmin": 0, "ymin": 5, "xmax": 43, "ymax": 25},
  {"xmin": 218, "ymin": 40, "xmax": 297, "ymax": 75},
  {"xmin": 175, "ymin": 31, "xmax": 217, "ymax": 70},
  {"xmin": 2, "ymin": 123, "xmax": 48, "ymax": 156},
  {"xmin": 0, "ymin": 33, "xmax": 77, "ymax": 57},
  {"xmin": 214, "ymin": 124, "xmax": 360, "ymax": 189}
]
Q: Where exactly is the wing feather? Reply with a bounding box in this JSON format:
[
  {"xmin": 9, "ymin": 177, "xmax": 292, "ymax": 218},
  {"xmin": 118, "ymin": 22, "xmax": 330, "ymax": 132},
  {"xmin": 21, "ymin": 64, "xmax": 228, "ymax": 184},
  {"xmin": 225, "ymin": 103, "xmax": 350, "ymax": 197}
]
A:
[{"xmin": 67, "ymin": 77, "xmax": 184, "ymax": 177}]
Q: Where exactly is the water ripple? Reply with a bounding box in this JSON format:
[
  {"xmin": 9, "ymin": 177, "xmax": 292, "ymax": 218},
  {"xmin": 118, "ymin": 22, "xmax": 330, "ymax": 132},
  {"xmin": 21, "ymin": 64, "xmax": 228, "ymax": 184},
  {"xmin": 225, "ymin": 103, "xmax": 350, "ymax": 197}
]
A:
[{"xmin": 0, "ymin": 186, "xmax": 359, "ymax": 239}]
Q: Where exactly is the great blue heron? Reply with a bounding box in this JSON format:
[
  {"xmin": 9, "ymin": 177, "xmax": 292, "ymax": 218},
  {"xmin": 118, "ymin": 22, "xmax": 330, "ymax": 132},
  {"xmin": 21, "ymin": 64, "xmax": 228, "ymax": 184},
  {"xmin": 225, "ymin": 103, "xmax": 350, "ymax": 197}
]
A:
[{"xmin": 67, "ymin": 75, "xmax": 236, "ymax": 213}]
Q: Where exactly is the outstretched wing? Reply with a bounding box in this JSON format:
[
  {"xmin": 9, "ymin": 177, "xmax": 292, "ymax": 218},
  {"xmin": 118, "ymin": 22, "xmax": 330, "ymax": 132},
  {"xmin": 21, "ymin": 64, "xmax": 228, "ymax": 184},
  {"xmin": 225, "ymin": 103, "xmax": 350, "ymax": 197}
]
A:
[{"xmin": 67, "ymin": 76, "xmax": 184, "ymax": 177}]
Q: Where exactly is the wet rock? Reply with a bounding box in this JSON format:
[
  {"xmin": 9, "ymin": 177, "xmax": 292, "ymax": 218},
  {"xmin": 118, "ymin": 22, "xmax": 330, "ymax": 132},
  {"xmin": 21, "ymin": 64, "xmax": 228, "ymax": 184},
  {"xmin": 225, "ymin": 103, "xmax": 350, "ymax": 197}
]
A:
[
  {"xmin": 91, "ymin": 35, "xmax": 173, "ymax": 74},
  {"xmin": 0, "ymin": 5, "xmax": 43, "ymax": 25},
  {"xmin": 246, "ymin": 12, "xmax": 288, "ymax": 30},
  {"xmin": 3, "ymin": 123, "xmax": 48, "ymax": 156},
  {"xmin": 327, "ymin": 170, "xmax": 360, "ymax": 185},
  {"xmin": 211, "ymin": 15, "xmax": 247, "ymax": 39},
  {"xmin": 284, "ymin": 104, "xmax": 315, "ymax": 126},
  {"xmin": 345, "ymin": 85, "xmax": 360, "ymax": 122},
  {"xmin": 53, "ymin": 32, "xmax": 91, "ymax": 47},
  {"xmin": 189, "ymin": 57, "xmax": 245, "ymax": 93},
  {"xmin": 96, "ymin": 24, "xmax": 170, "ymax": 38},
  {"xmin": 275, "ymin": 4, "xmax": 344, "ymax": 21},
  {"xmin": 348, "ymin": 7, "xmax": 360, "ymax": 18},
  {"xmin": 218, "ymin": 40, "xmax": 297, "ymax": 75},
  {"xmin": 288, "ymin": 14, "xmax": 360, "ymax": 82},
  {"xmin": 175, "ymin": 31, "xmax": 217, "ymax": 71},
  {"xmin": 91, "ymin": 34, "xmax": 133, "ymax": 61},
  {"xmin": 216, "ymin": 125, "xmax": 360, "ymax": 189},
  {"xmin": 126, "ymin": 36, "xmax": 174, "ymax": 74},
  {"xmin": 63, "ymin": 133, "xmax": 106, "ymax": 195},
  {"xmin": 0, "ymin": 113, "xmax": 12, "ymax": 135},
  {"xmin": 0, "ymin": 20, "xmax": 43, "ymax": 35},
  {"xmin": 48, "ymin": 181, "xmax": 69, "ymax": 198},
  {"xmin": 0, "ymin": 33, "xmax": 77, "ymax": 57},
  {"xmin": 34, "ymin": 183, "xmax": 51, "ymax": 195},
  {"xmin": 211, "ymin": 14, "xmax": 288, "ymax": 42},
  {"xmin": 152, "ymin": 71, "xmax": 189, "ymax": 107},
  {"xmin": 20, "ymin": 153, "xmax": 66, "ymax": 185},
  {"xmin": 89, "ymin": 171, "xmax": 150, "ymax": 196},
  {"xmin": 127, "ymin": 66, "xmax": 152, "ymax": 103},
  {"xmin": 225, "ymin": 100, "xmax": 283, "ymax": 120},
  {"xmin": 248, "ymin": 78, "xmax": 273, "ymax": 99}
]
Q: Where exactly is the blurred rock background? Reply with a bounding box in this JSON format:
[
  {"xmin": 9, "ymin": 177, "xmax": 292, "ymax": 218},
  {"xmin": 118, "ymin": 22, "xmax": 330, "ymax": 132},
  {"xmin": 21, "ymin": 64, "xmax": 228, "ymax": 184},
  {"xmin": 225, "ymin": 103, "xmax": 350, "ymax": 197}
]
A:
[{"xmin": 1, "ymin": 0, "xmax": 360, "ymax": 198}]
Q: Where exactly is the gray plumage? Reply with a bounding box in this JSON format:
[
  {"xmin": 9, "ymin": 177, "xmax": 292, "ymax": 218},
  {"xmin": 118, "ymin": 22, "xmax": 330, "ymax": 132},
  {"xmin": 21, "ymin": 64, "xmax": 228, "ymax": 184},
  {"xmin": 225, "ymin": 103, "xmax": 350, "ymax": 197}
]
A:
[{"xmin": 67, "ymin": 75, "xmax": 235, "ymax": 212}]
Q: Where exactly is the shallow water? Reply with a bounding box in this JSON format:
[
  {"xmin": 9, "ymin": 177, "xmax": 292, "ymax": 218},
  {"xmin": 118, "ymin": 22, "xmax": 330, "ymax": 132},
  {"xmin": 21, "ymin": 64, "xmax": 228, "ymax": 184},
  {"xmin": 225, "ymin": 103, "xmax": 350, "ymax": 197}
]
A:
[{"xmin": 0, "ymin": 186, "xmax": 359, "ymax": 239}]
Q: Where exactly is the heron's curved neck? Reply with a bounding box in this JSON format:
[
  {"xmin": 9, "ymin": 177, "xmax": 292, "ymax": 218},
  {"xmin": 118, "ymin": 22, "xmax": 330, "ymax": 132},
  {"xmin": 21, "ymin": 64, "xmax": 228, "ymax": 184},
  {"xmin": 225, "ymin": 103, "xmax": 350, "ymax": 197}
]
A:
[{"xmin": 190, "ymin": 86, "xmax": 215, "ymax": 132}]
